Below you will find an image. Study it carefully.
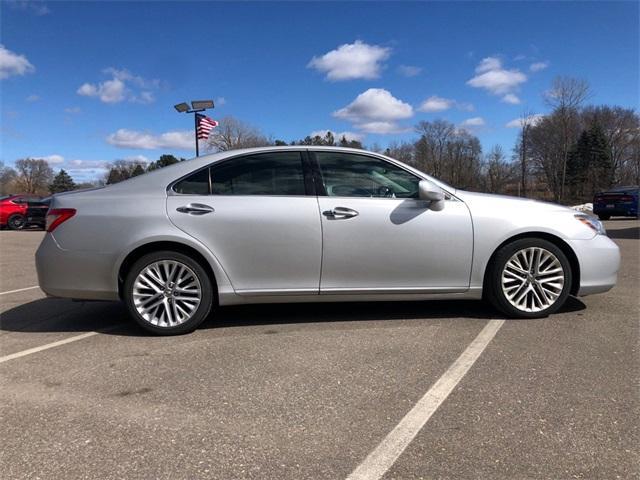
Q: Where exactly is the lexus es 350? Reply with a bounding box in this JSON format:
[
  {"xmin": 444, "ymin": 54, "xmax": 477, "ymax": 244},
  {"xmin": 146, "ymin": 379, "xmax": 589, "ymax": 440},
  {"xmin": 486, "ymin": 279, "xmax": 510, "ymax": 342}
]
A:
[{"xmin": 36, "ymin": 147, "xmax": 620, "ymax": 335}]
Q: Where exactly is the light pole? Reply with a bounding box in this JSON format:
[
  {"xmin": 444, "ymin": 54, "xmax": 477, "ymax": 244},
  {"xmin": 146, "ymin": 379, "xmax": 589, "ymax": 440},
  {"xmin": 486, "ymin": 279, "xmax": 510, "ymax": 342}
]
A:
[{"xmin": 174, "ymin": 100, "xmax": 215, "ymax": 157}]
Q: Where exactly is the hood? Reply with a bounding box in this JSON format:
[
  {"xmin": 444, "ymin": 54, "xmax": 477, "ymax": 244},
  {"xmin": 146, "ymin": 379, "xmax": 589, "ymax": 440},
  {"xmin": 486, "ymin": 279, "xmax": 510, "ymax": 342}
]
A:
[{"xmin": 455, "ymin": 190, "xmax": 575, "ymax": 215}]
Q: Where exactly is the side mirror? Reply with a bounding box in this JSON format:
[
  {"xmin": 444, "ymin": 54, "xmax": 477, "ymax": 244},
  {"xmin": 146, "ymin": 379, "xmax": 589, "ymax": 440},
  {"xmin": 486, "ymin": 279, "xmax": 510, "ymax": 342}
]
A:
[{"xmin": 418, "ymin": 180, "xmax": 445, "ymax": 211}]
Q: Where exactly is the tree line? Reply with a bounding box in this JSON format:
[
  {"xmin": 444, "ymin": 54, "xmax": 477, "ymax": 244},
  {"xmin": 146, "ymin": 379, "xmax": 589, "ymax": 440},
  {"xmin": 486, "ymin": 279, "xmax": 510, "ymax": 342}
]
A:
[{"xmin": 3, "ymin": 76, "xmax": 638, "ymax": 203}]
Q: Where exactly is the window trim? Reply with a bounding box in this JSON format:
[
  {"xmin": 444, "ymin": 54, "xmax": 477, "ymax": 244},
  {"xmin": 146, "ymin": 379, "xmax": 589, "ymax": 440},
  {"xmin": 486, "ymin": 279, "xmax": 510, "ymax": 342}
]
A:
[{"xmin": 168, "ymin": 150, "xmax": 313, "ymax": 197}]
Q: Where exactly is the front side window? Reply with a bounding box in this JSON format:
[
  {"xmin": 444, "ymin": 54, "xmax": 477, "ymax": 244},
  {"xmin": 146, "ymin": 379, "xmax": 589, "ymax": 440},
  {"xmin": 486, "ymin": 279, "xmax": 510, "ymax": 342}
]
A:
[
  {"xmin": 211, "ymin": 152, "xmax": 305, "ymax": 196},
  {"xmin": 315, "ymin": 152, "xmax": 420, "ymax": 198}
]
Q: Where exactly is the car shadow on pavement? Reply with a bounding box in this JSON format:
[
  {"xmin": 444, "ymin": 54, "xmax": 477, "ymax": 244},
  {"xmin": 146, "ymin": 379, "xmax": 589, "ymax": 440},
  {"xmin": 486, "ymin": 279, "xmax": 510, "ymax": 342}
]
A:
[{"xmin": 0, "ymin": 296, "xmax": 586, "ymax": 336}]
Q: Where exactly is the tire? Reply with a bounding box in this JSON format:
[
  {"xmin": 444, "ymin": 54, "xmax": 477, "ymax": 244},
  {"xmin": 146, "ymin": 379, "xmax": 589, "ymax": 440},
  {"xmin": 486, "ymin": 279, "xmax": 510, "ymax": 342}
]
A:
[
  {"xmin": 598, "ymin": 214, "xmax": 610, "ymax": 220},
  {"xmin": 485, "ymin": 238, "xmax": 572, "ymax": 318},
  {"xmin": 7, "ymin": 214, "xmax": 26, "ymax": 230},
  {"xmin": 123, "ymin": 250, "xmax": 214, "ymax": 335}
]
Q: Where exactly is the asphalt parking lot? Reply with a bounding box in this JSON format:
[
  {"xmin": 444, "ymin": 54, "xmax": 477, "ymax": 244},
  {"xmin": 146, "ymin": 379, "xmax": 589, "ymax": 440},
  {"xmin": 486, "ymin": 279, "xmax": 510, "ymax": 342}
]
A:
[{"xmin": 1, "ymin": 220, "xmax": 638, "ymax": 480}]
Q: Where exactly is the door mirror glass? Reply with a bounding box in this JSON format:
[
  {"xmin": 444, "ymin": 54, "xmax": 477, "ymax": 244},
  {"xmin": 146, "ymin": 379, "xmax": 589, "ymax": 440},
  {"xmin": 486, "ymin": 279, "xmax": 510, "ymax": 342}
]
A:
[{"xmin": 419, "ymin": 180, "xmax": 445, "ymax": 211}]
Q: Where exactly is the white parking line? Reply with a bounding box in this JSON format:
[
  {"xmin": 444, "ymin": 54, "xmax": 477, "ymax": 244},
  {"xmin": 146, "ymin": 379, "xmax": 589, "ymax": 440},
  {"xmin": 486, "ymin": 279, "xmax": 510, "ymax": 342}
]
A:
[
  {"xmin": 346, "ymin": 319, "xmax": 505, "ymax": 480},
  {"xmin": 0, "ymin": 331, "xmax": 99, "ymax": 364},
  {"xmin": 0, "ymin": 285, "xmax": 40, "ymax": 296}
]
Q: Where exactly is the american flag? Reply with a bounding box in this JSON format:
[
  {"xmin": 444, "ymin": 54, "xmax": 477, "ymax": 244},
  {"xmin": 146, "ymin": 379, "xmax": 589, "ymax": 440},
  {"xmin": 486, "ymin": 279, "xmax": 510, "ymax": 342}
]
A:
[{"xmin": 196, "ymin": 114, "xmax": 219, "ymax": 140}]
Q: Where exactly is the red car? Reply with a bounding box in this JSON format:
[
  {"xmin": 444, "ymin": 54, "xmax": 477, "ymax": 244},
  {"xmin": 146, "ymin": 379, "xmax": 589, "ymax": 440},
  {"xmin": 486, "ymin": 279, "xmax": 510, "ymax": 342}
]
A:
[{"xmin": 0, "ymin": 194, "xmax": 49, "ymax": 230}]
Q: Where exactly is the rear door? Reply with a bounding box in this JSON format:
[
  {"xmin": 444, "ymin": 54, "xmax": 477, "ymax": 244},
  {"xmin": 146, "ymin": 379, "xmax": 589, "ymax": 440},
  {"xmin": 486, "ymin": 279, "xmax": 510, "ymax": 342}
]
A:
[
  {"xmin": 313, "ymin": 151, "xmax": 473, "ymax": 293},
  {"xmin": 167, "ymin": 151, "xmax": 322, "ymax": 295}
]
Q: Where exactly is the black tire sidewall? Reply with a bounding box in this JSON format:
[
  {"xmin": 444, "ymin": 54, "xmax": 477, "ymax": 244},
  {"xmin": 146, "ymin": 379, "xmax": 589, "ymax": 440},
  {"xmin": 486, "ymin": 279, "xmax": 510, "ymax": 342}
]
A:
[
  {"xmin": 8, "ymin": 214, "xmax": 26, "ymax": 230},
  {"xmin": 123, "ymin": 251, "xmax": 214, "ymax": 335},
  {"xmin": 487, "ymin": 238, "xmax": 572, "ymax": 318}
]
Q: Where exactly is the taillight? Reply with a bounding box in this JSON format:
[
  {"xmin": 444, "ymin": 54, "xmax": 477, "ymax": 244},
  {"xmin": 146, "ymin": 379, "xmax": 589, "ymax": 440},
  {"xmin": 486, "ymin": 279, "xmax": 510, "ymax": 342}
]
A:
[{"xmin": 46, "ymin": 208, "xmax": 76, "ymax": 232}]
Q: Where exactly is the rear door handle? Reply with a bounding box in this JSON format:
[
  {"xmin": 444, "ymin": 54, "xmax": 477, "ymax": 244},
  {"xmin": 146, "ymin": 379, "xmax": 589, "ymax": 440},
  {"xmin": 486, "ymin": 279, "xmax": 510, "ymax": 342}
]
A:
[
  {"xmin": 322, "ymin": 206, "xmax": 359, "ymax": 219},
  {"xmin": 176, "ymin": 203, "xmax": 215, "ymax": 215}
]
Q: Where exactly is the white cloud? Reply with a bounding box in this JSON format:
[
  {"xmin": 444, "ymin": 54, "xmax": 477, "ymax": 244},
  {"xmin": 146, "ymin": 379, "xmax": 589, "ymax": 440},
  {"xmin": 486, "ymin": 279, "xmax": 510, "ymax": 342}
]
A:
[
  {"xmin": 26, "ymin": 94, "xmax": 39, "ymax": 102},
  {"xmin": 467, "ymin": 56, "xmax": 527, "ymax": 96},
  {"xmin": 501, "ymin": 93, "xmax": 521, "ymax": 105},
  {"xmin": 475, "ymin": 56, "xmax": 502, "ymax": 74},
  {"xmin": 530, "ymin": 61, "xmax": 549, "ymax": 72},
  {"xmin": 67, "ymin": 159, "xmax": 109, "ymax": 169},
  {"xmin": 34, "ymin": 154, "xmax": 65, "ymax": 164},
  {"xmin": 0, "ymin": 45, "xmax": 35, "ymax": 79},
  {"xmin": 310, "ymin": 130, "xmax": 364, "ymax": 143},
  {"xmin": 355, "ymin": 121, "xmax": 410, "ymax": 134},
  {"xmin": 77, "ymin": 68, "xmax": 161, "ymax": 104},
  {"xmin": 64, "ymin": 107, "xmax": 81, "ymax": 114},
  {"xmin": 460, "ymin": 117, "xmax": 486, "ymax": 128},
  {"xmin": 308, "ymin": 40, "xmax": 391, "ymax": 81},
  {"xmin": 417, "ymin": 95, "xmax": 475, "ymax": 113},
  {"xmin": 418, "ymin": 95, "xmax": 454, "ymax": 112},
  {"xmin": 122, "ymin": 154, "xmax": 150, "ymax": 163},
  {"xmin": 106, "ymin": 129, "xmax": 193, "ymax": 150},
  {"xmin": 505, "ymin": 114, "xmax": 545, "ymax": 128},
  {"xmin": 216, "ymin": 97, "xmax": 226, "ymax": 106},
  {"xmin": 6, "ymin": 1, "xmax": 50, "ymax": 15},
  {"xmin": 397, "ymin": 65, "xmax": 422, "ymax": 77},
  {"xmin": 334, "ymin": 88, "xmax": 413, "ymax": 134},
  {"xmin": 334, "ymin": 88, "xmax": 413, "ymax": 122}
]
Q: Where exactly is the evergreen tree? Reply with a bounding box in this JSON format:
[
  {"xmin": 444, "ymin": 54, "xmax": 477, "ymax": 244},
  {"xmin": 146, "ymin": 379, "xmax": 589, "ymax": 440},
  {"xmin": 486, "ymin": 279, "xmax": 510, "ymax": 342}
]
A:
[
  {"xmin": 131, "ymin": 164, "xmax": 145, "ymax": 177},
  {"xmin": 566, "ymin": 124, "xmax": 613, "ymax": 202},
  {"xmin": 49, "ymin": 169, "xmax": 76, "ymax": 193},
  {"xmin": 147, "ymin": 154, "xmax": 182, "ymax": 171}
]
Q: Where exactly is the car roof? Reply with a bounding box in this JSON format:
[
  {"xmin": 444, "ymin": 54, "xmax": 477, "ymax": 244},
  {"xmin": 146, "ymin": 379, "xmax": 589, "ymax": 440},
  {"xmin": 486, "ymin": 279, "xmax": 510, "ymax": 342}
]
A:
[{"xmin": 90, "ymin": 145, "xmax": 454, "ymax": 197}]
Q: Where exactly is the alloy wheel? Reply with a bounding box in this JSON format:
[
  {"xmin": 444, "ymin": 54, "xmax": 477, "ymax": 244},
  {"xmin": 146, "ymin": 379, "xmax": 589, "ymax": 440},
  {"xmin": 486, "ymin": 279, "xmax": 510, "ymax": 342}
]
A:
[
  {"xmin": 132, "ymin": 260, "xmax": 202, "ymax": 327},
  {"xmin": 501, "ymin": 247, "xmax": 565, "ymax": 313},
  {"xmin": 8, "ymin": 215, "xmax": 26, "ymax": 230}
]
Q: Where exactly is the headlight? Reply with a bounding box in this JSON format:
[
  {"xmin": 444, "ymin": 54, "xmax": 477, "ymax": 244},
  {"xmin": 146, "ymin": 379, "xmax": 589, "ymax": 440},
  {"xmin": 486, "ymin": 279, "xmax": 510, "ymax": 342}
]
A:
[{"xmin": 575, "ymin": 214, "xmax": 606, "ymax": 235}]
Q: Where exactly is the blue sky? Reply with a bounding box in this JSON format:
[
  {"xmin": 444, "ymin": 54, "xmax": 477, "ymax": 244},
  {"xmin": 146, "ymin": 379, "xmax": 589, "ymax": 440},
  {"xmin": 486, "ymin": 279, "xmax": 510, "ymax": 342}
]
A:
[{"xmin": 1, "ymin": 1, "xmax": 638, "ymax": 181}]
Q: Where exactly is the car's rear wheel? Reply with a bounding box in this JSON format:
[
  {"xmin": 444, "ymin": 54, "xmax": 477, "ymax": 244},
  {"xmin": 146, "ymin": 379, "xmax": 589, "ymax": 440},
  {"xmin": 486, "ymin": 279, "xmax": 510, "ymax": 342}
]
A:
[
  {"xmin": 123, "ymin": 251, "xmax": 214, "ymax": 335},
  {"xmin": 7, "ymin": 214, "xmax": 26, "ymax": 230},
  {"xmin": 485, "ymin": 238, "xmax": 572, "ymax": 318},
  {"xmin": 598, "ymin": 214, "xmax": 610, "ymax": 220}
]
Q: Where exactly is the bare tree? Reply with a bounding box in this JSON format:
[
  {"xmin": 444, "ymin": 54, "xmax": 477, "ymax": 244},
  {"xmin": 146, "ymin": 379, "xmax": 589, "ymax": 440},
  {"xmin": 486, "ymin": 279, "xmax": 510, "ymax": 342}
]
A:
[
  {"xmin": 384, "ymin": 141, "xmax": 414, "ymax": 165},
  {"xmin": 581, "ymin": 106, "xmax": 640, "ymax": 183},
  {"xmin": 14, "ymin": 158, "xmax": 53, "ymax": 194},
  {"xmin": 482, "ymin": 145, "xmax": 515, "ymax": 194},
  {"xmin": 544, "ymin": 77, "xmax": 591, "ymax": 201},
  {"xmin": 205, "ymin": 116, "xmax": 270, "ymax": 152},
  {"xmin": 515, "ymin": 111, "xmax": 539, "ymax": 197},
  {"xmin": 0, "ymin": 162, "xmax": 17, "ymax": 195}
]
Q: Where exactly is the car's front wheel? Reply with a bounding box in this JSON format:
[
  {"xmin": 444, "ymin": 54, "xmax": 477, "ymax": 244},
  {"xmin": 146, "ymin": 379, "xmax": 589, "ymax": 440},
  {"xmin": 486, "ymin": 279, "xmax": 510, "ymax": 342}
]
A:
[
  {"xmin": 485, "ymin": 238, "xmax": 572, "ymax": 318},
  {"xmin": 123, "ymin": 251, "xmax": 214, "ymax": 335},
  {"xmin": 7, "ymin": 214, "xmax": 26, "ymax": 230}
]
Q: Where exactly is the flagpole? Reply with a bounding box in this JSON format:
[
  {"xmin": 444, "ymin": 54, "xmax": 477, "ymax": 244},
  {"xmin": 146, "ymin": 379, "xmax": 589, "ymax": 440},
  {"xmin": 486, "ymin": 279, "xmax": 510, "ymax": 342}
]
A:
[{"xmin": 194, "ymin": 112, "xmax": 200, "ymax": 157}]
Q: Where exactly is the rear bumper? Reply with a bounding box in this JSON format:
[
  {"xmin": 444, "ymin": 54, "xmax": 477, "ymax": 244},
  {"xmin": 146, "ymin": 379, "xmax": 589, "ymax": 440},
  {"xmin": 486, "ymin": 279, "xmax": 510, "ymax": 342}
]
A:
[
  {"xmin": 567, "ymin": 234, "xmax": 621, "ymax": 296},
  {"xmin": 593, "ymin": 205, "xmax": 638, "ymax": 217},
  {"xmin": 35, "ymin": 233, "xmax": 119, "ymax": 301}
]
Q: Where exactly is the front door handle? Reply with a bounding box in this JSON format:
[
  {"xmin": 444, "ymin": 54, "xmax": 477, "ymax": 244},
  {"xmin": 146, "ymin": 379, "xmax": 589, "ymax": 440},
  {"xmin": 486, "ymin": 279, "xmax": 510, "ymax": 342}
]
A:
[
  {"xmin": 176, "ymin": 203, "xmax": 215, "ymax": 215},
  {"xmin": 322, "ymin": 206, "xmax": 359, "ymax": 219}
]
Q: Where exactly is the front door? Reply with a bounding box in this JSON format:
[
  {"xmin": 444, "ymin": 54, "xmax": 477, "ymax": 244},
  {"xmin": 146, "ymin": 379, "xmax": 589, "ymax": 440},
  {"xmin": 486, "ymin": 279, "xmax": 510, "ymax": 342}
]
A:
[{"xmin": 313, "ymin": 151, "xmax": 473, "ymax": 293}]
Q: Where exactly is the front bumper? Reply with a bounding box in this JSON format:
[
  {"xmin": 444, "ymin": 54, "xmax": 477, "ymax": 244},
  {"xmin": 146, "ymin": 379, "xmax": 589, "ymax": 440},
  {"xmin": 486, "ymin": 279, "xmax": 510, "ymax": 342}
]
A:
[
  {"xmin": 567, "ymin": 234, "xmax": 621, "ymax": 296},
  {"xmin": 35, "ymin": 233, "xmax": 119, "ymax": 301}
]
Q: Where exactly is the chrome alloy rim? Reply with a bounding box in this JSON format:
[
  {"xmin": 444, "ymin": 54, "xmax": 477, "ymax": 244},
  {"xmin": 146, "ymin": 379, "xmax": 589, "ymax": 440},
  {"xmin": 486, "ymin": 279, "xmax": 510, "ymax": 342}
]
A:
[
  {"xmin": 501, "ymin": 247, "xmax": 565, "ymax": 313},
  {"xmin": 133, "ymin": 260, "xmax": 202, "ymax": 327}
]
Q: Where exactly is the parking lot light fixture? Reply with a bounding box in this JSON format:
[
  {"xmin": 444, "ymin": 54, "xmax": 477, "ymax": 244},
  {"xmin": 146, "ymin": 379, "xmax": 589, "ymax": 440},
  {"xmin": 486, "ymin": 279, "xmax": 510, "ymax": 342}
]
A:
[{"xmin": 174, "ymin": 99, "xmax": 215, "ymax": 157}]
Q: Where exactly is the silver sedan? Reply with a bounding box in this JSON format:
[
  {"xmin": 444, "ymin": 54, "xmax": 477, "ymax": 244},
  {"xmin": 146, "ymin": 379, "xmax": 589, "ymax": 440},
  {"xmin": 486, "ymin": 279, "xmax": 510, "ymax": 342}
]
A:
[{"xmin": 36, "ymin": 147, "xmax": 620, "ymax": 335}]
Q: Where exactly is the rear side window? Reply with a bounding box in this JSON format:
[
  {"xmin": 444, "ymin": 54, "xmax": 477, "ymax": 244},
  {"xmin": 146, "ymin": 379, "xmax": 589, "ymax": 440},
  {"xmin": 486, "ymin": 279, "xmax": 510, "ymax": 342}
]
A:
[
  {"xmin": 173, "ymin": 168, "xmax": 210, "ymax": 195},
  {"xmin": 210, "ymin": 152, "xmax": 305, "ymax": 196}
]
